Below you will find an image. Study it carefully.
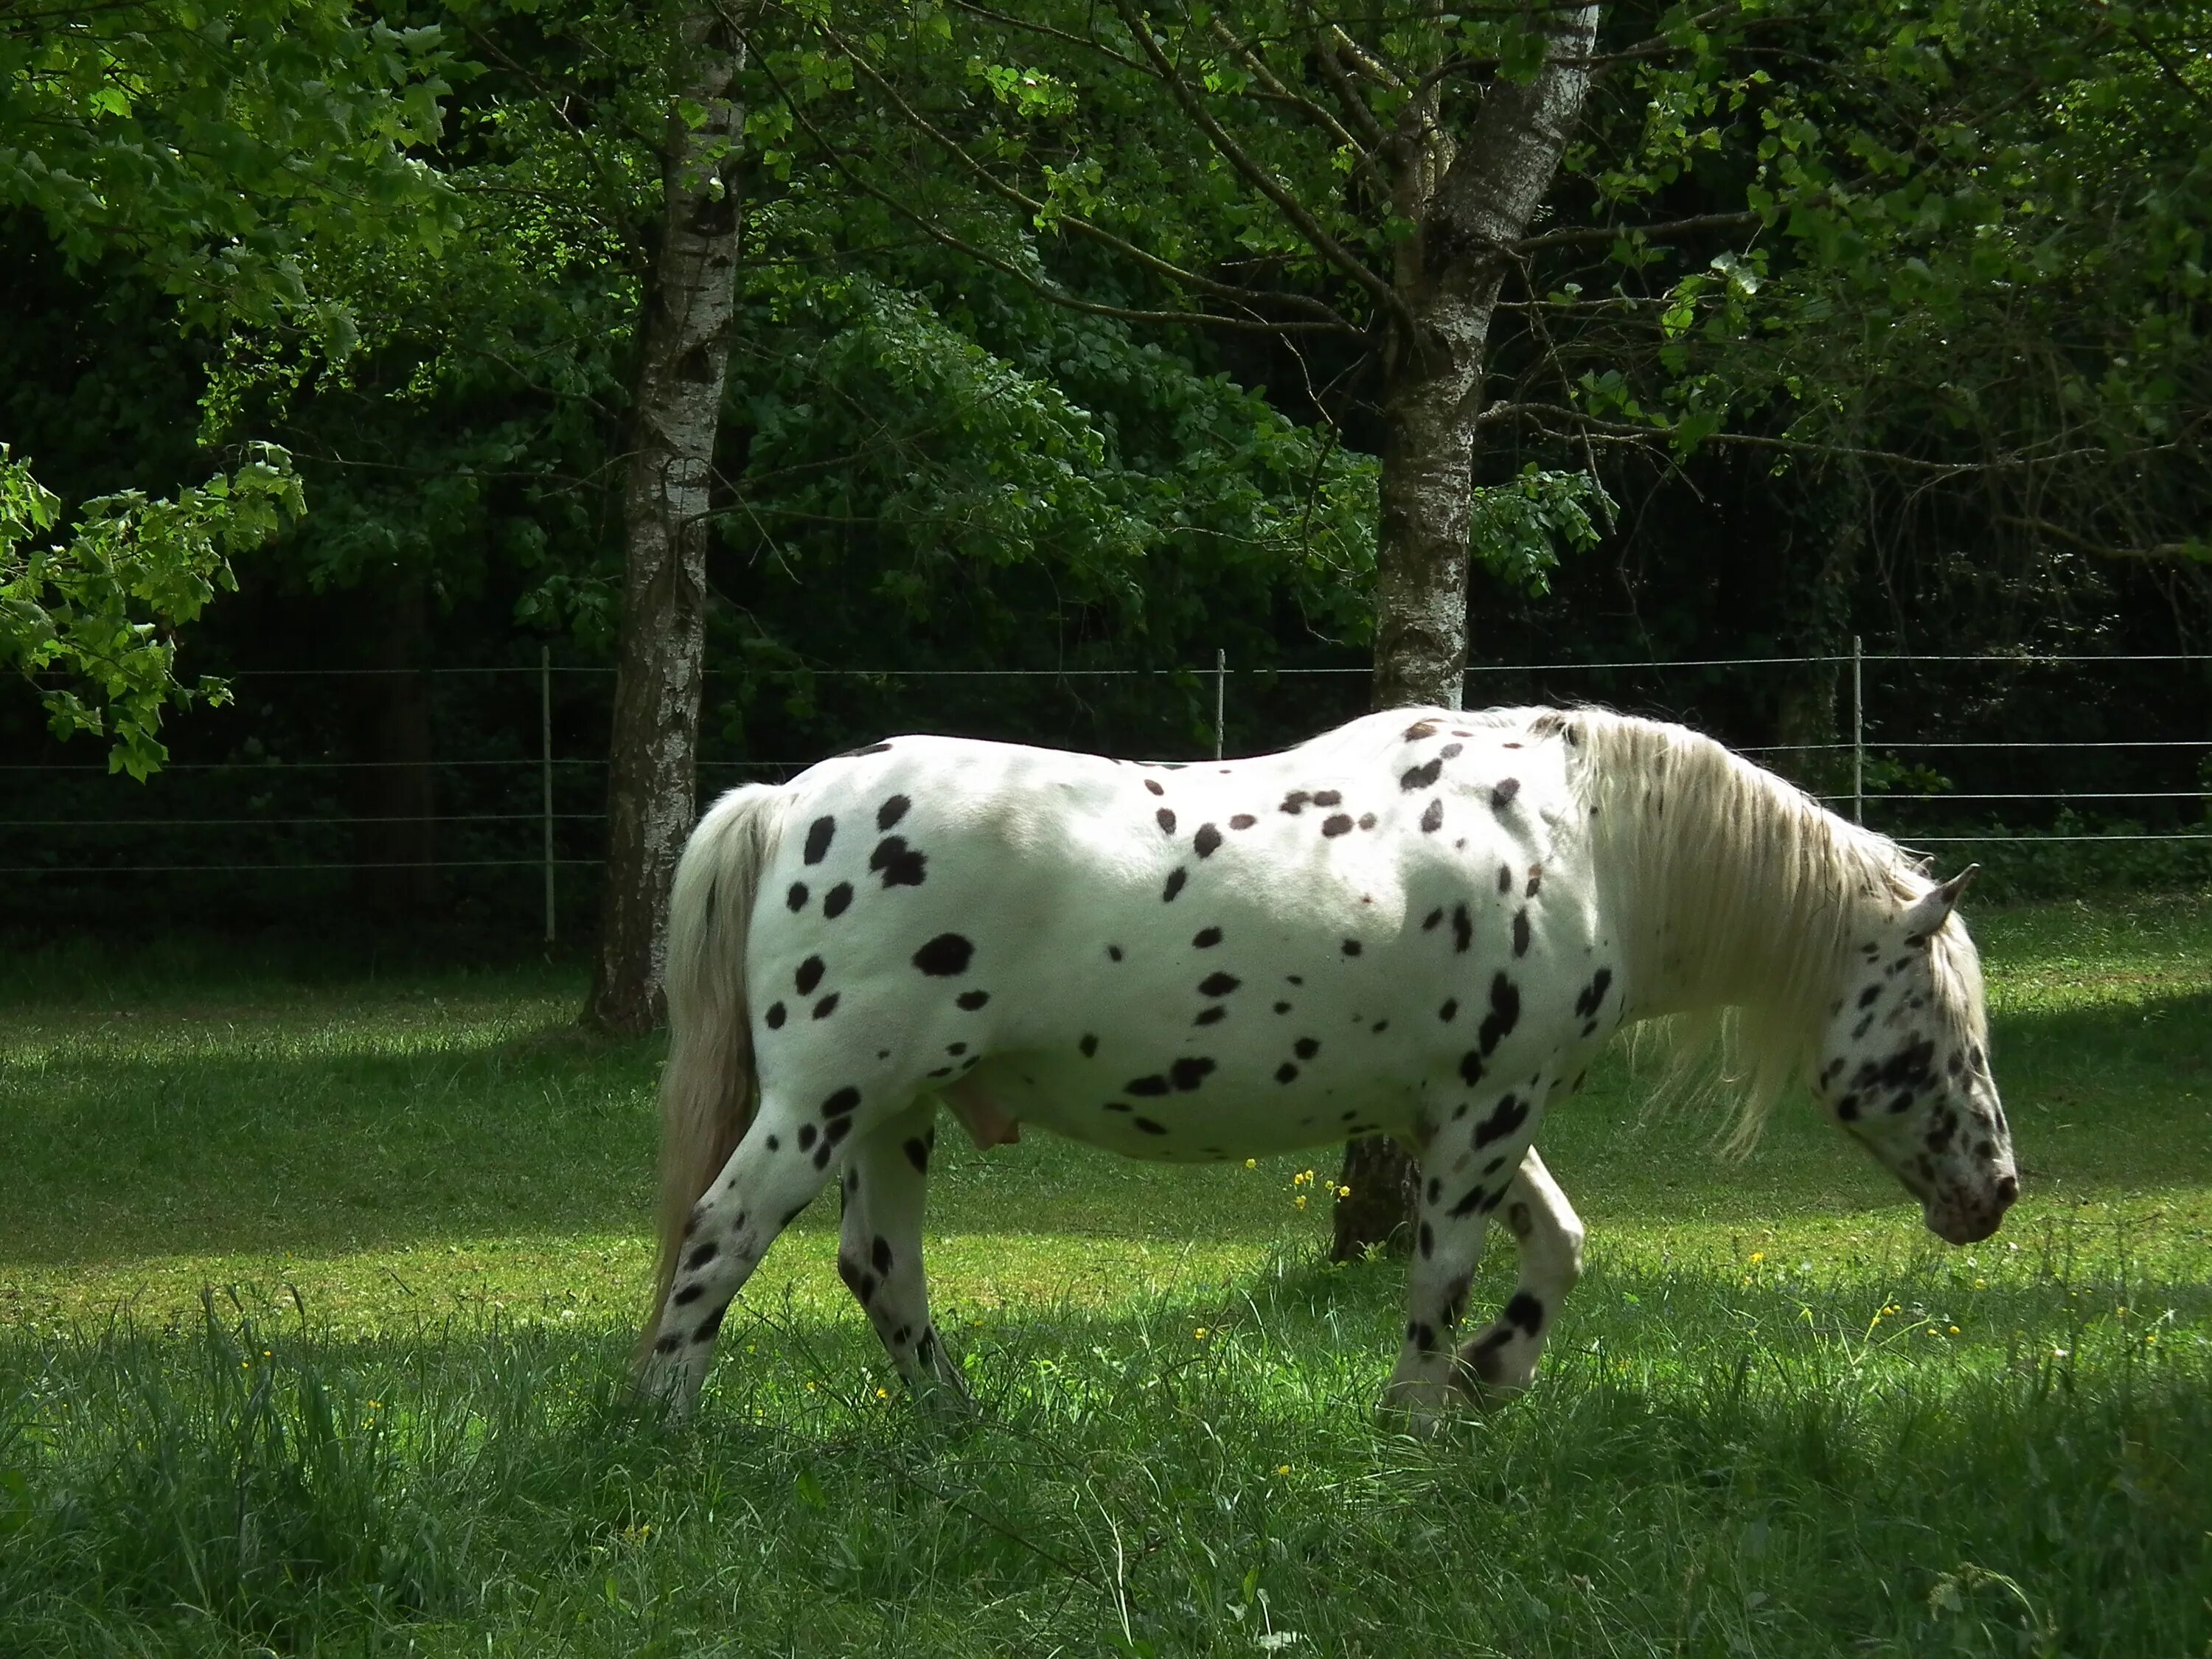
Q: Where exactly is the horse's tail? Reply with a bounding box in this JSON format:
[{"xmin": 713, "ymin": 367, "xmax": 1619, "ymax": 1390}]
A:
[{"xmin": 636, "ymin": 782, "xmax": 788, "ymax": 1369}]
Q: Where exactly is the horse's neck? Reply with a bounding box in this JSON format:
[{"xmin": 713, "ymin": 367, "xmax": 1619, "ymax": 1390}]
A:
[{"xmin": 1585, "ymin": 748, "xmax": 1858, "ymax": 1030}]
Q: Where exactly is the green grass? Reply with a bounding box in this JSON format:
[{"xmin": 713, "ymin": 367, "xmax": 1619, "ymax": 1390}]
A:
[{"xmin": 1, "ymin": 895, "xmax": 2208, "ymax": 1655}]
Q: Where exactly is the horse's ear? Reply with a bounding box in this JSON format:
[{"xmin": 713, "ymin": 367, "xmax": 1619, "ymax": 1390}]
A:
[{"xmin": 1901, "ymin": 864, "xmax": 1979, "ymax": 942}]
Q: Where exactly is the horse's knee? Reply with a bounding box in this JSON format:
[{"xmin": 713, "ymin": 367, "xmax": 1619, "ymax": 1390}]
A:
[{"xmin": 1559, "ymin": 1222, "xmax": 1587, "ymax": 1287}]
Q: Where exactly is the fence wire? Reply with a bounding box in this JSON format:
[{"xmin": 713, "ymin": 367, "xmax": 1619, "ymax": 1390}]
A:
[{"xmin": 4, "ymin": 653, "xmax": 2207, "ymax": 905}]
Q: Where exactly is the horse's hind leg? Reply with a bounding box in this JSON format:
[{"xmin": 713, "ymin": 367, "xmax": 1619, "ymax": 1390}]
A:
[
  {"xmin": 1456, "ymin": 1147, "xmax": 1585, "ymax": 1408},
  {"xmin": 637, "ymin": 1096, "xmax": 841, "ymax": 1418},
  {"xmin": 835, "ymin": 1099, "xmax": 970, "ymax": 1404}
]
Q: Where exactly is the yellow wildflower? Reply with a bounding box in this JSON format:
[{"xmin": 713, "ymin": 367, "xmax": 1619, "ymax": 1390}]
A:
[
  {"xmin": 1194, "ymin": 1327, "xmax": 1208, "ymax": 1341},
  {"xmin": 1749, "ymin": 1252, "xmax": 1765, "ymax": 1265}
]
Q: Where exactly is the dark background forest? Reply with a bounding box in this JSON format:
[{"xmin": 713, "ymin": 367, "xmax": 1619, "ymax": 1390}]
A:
[{"xmin": 6, "ymin": 0, "xmax": 2210, "ymax": 950}]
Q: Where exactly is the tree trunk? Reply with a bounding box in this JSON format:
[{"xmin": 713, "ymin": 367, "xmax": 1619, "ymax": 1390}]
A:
[
  {"xmin": 1334, "ymin": 3, "xmax": 1601, "ymax": 1262},
  {"xmin": 582, "ymin": 7, "xmax": 748, "ymax": 1034}
]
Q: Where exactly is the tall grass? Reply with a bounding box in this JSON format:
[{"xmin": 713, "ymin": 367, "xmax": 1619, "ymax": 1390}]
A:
[{"xmin": 4, "ymin": 1225, "xmax": 2207, "ymax": 1657}]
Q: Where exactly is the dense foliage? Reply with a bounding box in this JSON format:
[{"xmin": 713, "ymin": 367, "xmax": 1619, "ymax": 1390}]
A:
[{"xmin": 2, "ymin": 0, "xmax": 2207, "ymax": 933}]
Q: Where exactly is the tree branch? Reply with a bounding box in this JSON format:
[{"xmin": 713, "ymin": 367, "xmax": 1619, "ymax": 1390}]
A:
[
  {"xmin": 754, "ymin": 51, "xmax": 1357, "ymax": 338},
  {"xmin": 1108, "ymin": 0, "xmax": 1411, "ymax": 330},
  {"xmin": 1994, "ymin": 513, "xmax": 2206, "ymax": 563},
  {"xmin": 1514, "ymin": 209, "xmax": 1762, "ymax": 253},
  {"xmin": 1479, "ymin": 400, "xmax": 2113, "ymax": 478},
  {"xmin": 814, "ymin": 19, "xmax": 1354, "ymax": 332}
]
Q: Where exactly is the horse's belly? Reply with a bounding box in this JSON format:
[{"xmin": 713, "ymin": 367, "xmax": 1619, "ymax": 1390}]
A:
[{"xmin": 956, "ymin": 1047, "xmax": 1418, "ymax": 1164}]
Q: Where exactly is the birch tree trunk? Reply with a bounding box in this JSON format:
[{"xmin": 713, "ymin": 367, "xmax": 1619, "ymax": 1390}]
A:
[
  {"xmin": 582, "ymin": 7, "xmax": 748, "ymax": 1034},
  {"xmin": 1333, "ymin": 3, "xmax": 1601, "ymax": 1260}
]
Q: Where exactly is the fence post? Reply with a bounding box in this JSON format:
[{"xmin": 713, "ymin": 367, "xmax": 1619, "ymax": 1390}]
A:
[
  {"xmin": 1851, "ymin": 634, "xmax": 1864, "ymax": 826},
  {"xmin": 541, "ymin": 646, "xmax": 555, "ymax": 944},
  {"xmin": 1214, "ymin": 648, "xmax": 1227, "ymax": 760}
]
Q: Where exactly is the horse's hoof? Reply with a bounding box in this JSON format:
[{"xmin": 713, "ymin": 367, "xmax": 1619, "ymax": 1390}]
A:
[
  {"xmin": 1454, "ymin": 1324, "xmax": 1536, "ymax": 1411},
  {"xmin": 1376, "ymin": 1377, "xmax": 1457, "ymax": 1437}
]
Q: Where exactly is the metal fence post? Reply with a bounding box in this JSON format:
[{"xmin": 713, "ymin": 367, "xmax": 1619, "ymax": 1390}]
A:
[
  {"xmin": 541, "ymin": 646, "xmax": 555, "ymax": 944},
  {"xmin": 1851, "ymin": 635, "xmax": 1864, "ymax": 826},
  {"xmin": 1214, "ymin": 648, "xmax": 1227, "ymax": 760}
]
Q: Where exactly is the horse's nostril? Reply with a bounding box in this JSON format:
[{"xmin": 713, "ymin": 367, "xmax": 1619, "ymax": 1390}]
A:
[{"xmin": 1995, "ymin": 1174, "xmax": 2020, "ymax": 1207}]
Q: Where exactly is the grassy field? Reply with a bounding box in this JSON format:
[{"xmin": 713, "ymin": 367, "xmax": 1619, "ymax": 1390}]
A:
[{"xmin": 1, "ymin": 894, "xmax": 2208, "ymax": 1656}]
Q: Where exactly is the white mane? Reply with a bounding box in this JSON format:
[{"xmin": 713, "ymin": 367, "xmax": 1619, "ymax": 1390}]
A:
[{"xmin": 1473, "ymin": 706, "xmax": 1983, "ymax": 1150}]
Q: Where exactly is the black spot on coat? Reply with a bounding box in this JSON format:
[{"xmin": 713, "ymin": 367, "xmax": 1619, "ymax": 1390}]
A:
[
  {"xmin": 796, "ymin": 956, "xmax": 825, "ymax": 995},
  {"xmin": 869, "ymin": 836, "xmax": 927, "ymax": 887},
  {"xmin": 1171, "ymin": 1057, "xmax": 1216, "ymax": 1091},
  {"xmin": 877, "ymin": 794, "xmax": 910, "ymax": 830},
  {"xmin": 1473, "ymin": 1093, "xmax": 1529, "ymax": 1148},
  {"xmin": 823, "ymin": 882, "xmax": 852, "ymax": 918},
  {"xmin": 1478, "ymin": 973, "xmax": 1520, "ymax": 1054},
  {"xmin": 1194, "ymin": 822, "xmax": 1222, "ymax": 858},
  {"xmin": 912, "ymin": 933, "xmax": 975, "ymax": 975},
  {"xmin": 1573, "ymin": 968, "xmax": 1613, "ymax": 1020},
  {"xmin": 804, "ymin": 816, "xmax": 836, "ymax": 864}
]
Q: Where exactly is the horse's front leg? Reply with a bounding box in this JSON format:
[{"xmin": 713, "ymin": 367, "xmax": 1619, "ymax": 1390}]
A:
[
  {"xmin": 1457, "ymin": 1146, "xmax": 1585, "ymax": 1408},
  {"xmin": 1380, "ymin": 1085, "xmax": 1548, "ymax": 1435}
]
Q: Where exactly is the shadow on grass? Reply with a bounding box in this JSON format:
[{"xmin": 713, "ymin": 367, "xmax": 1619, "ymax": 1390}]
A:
[{"xmin": 4, "ymin": 965, "xmax": 2208, "ymax": 1270}]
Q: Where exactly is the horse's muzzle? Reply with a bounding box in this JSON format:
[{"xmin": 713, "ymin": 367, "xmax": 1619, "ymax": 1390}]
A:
[{"xmin": 1927, "ymin": 1172, "xmax": 2020, "ymax": 1245}]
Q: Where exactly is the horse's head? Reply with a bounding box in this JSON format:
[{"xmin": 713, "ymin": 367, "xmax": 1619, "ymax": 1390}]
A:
[{"xmin": 1811, "ymin": 866, "xmax": 2019, "ymax": 1244}]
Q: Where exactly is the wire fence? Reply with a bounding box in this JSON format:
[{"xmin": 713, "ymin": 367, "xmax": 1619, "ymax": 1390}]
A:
[{"xmin": 4, "ymin": 644, "xmax": 2208, "ymax": 936}]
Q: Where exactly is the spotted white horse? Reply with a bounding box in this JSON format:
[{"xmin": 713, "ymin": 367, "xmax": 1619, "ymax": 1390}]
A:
[{"xmin": 636, "ymin": 706, "xmax": 2019, "ymax": 1427}]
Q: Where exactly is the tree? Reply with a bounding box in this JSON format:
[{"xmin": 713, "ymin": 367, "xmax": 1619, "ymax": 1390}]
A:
[
  {"xmin": 0, "ymin": 445, "xmax": 302, "ymax": 777},
  {"xmin": 583, "ymin": 2, "xmax": 754, "ymax": 1032},
  {"xmin": 1, "ymin": 0, "xmax": 451, "ymax": 770}
]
